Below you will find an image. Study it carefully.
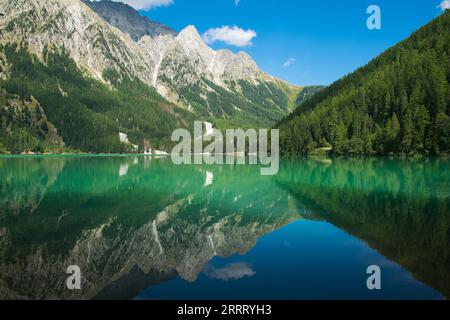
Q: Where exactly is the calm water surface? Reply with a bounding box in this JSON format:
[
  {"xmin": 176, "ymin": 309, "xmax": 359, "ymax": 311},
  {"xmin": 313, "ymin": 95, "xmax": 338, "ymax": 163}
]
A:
[{"xmin": 0, "ymin": 156, "xmax": 448, "ymax": 299}]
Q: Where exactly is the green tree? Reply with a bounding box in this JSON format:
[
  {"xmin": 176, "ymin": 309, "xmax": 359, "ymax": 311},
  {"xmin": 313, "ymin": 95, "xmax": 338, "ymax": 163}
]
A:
[{"xmin": 278, "ymin": 11, "xmax": 450, "ymax": 157}]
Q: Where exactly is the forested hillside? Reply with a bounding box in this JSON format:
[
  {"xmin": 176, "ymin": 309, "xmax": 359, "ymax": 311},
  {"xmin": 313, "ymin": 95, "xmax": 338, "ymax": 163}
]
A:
[
  {"xmin": 0, "ymin": 44, "xmax": 194, "ymax": 154},
  {"xmin": 0, "ymin": 88, "xmax": 69, "ymax": 154},
  {"xmin": 278, "ymin": 11, "xmax": 450, "ymax": 156}
]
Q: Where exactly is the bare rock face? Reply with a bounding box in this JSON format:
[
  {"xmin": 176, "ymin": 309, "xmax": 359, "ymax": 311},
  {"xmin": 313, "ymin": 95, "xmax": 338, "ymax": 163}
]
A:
[
  {"xmin": 0, "ymin": 0, "xmax": 300, "ymax": 122},
  {"xmin": 154, "ymin": 25, "xmax": 267, "ymax": 86},
  {"xmin": 139, "ymin": 24, "xmax": 295, "ymax": 119},
  {"xmin": 212, "ymin": 50, "xmax": 262, "ymax": 82},
  {"xmin": 82, "ymin": 0, "xmax": 177, "ymax": 41},
  {"xmin": 0, "ymin": 0, "xmax": 157, "ymax": 85}
]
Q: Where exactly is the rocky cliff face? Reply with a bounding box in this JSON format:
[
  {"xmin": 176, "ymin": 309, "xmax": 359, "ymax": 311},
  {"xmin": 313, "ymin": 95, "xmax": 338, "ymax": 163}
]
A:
[
  {"xmin": 82, "ymin": 0, "xmax": 177, "ymax": 41},
  {"xmin": 0, "ymin": 0, "xmax": 302, "ymax": 128},
  {"xmin": 144, "ymin": 25, "xmax": 263, "ymax": 89},
  {"xmin": 0, "ymin": 0, "xmax": 156, "ymax": 84},
  {"xmin": 139, "ymin": 24, "xmax": 298, "ymax": 123}
]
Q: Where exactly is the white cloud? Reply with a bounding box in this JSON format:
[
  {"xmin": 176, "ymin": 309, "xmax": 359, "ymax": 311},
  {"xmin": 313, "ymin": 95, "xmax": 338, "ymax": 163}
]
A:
[
  {"xmin": 439, "ymin": 0, "xmax": 450, "ymax": 10},
  {"xmin": 91, "ymin": 0, "xmax": 173, "ymax": 10},
  {"xmin": 282, "ymin": 58, "xmax": 296, "ymax": 68},
  {"xmin": 204, "ymin": 263, "xmax": 255, "ymax": 281},
  {"xmin": 202, "ymin": 26, "xmax": 257, "ymax": 47}
]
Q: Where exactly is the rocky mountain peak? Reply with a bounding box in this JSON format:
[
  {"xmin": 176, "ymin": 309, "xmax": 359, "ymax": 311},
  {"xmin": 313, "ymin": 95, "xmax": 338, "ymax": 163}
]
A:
[
  {"xmin": 82, "ymin": 0, "xmax": 176, "ymax": 41},
  {"xmin": 0, "ymin": 0, "xmax": 303, "ymax": 130},
  {"xmin": 1, "ymin": 0, "xmax": 162, "ymax": 91},
  {"xmin": 176, "ymin": 24, "xmax": 215, "ymax": 67},
  {"xmin": 176, "ymin": 25, "xmax": 209, "ymax": 50},
  {"xmin": 178, "ymin": 25, "xmax": 199, "ymax": 35}
]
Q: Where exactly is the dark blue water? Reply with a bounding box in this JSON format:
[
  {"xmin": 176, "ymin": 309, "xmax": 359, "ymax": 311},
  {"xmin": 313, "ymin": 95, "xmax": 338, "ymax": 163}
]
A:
[{"xmin": 138, "ymin": 220, "xmax": 443, "ymax": 300}]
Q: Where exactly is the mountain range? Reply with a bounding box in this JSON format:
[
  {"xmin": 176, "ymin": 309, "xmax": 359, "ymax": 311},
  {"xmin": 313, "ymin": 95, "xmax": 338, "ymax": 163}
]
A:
[
  {"xmin": 1, "ymin": 0, "xmax": 446, "ymax": 156},
  {"xmin": 0, "ymin": 0, "xmax": 319, "ymax": 154}
]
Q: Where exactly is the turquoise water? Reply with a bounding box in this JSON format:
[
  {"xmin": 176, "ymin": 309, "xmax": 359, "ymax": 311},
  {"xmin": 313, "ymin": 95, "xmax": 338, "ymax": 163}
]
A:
[{"xmin": 0, "ymin": 156, "xmax": 448, "ymax": 299}]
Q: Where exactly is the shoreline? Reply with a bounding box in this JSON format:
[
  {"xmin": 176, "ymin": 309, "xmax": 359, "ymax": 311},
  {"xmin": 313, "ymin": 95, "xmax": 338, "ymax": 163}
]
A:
[
  {"xmin": 0, "ymin": 152, "xmax": 246, "ymax": 158},
  {"xmin": 0, "ymin": 153, "xmax": 447, "ymax": 160},
  {"xmin": 0, "ymin": 153, "xmax": 170, "ymax": 159}
]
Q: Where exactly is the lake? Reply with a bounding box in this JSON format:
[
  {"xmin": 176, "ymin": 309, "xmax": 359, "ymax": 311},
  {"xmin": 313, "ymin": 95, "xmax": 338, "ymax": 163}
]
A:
[{"xmin": 0, "ymin": 155, "xmax": 448, "ymax": 300}]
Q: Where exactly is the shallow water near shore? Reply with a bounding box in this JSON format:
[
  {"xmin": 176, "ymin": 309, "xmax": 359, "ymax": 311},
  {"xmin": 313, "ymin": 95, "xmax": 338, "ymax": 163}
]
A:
[{"xmin": 0, "ymin": 156, "xmax": 448, "ymax": 299}]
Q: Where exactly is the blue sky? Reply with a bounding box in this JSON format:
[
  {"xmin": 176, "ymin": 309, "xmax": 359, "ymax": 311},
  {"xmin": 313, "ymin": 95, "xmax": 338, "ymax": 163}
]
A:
[{"xmin": 131, "ymin": 0, "xmax": 449, "ymax": 86}]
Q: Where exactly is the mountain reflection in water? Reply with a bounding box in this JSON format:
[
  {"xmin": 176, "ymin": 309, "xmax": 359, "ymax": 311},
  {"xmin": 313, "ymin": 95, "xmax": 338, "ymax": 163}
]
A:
[{"xmin": 0, "ymin": 156, "xmax": 448, "ymax": 299}]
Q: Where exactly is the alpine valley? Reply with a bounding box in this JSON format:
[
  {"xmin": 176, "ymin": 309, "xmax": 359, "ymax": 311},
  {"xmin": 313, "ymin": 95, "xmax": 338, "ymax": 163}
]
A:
[
  {"xmin": 0, "ymin": 0, "xmax": 319, "ymax": 154},
  {"xmin": 0, "ymin": 1, "xmax": 449, "ymax": 301}
]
